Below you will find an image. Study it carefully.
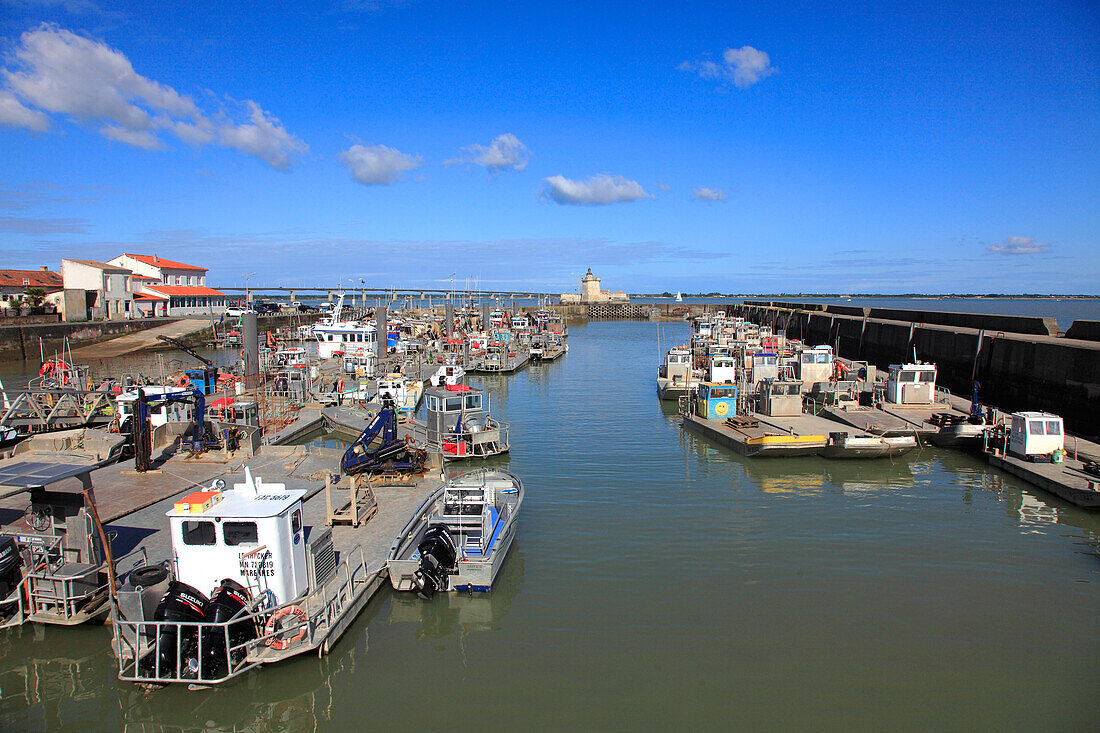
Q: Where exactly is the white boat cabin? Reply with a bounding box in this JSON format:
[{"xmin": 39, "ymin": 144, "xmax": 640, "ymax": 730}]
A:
[
  {"xmin": 795, "ymin": 346, "xmax": 834, "ymax": 391},
  {"xmin": 886, "ymin": 363, "xmax": 937, "ymax": 405},
  {"xmin": 314, "ymin": 294, "xmax": 377, "ymax": 359},
  {"xmin": 708, "ymin": 355, "xmax": 738, "ymax": 384},
  {"xmin": 749, "ymin": 352, "xmax": 779, "ymax": 384},
  {"xmin": 168, "ymin": 469, "xmax": 308, "ymax": 603},
  {"xmin": 116, "ymin": 386, "xmax": 195, "ymax": 428},
  {"xmin": 1009, "ymin": 412, "xmax": 1064, "ymax": 458},
  {"xmin": 661, "ymin": 347, "xmax": 693, "ymax": 382}
]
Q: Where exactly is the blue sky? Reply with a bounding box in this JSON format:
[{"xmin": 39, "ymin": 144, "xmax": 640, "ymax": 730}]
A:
[{"xmin": 1, "ymin": 0, "xmax": 1097, "ymax": 294}]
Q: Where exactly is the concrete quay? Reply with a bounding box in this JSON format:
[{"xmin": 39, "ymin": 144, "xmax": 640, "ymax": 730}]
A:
[{"xmin": 732, "ymin": 302, "xmax": 1100, "ymax": 437}]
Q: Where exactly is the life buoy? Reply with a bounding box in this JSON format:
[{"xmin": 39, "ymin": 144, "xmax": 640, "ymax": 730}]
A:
[
  {"xmin": 178, "ymin": 375, "xmax": 190, "ymax": 388},
  {"xmin": 265, "ymin": 605, "xmax": 308, "ymax": 650}
]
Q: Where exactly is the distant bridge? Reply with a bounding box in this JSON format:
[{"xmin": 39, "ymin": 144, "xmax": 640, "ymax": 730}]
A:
[{"xmin": 211, "ymin": 286, "xmax": 556, "ymax": 301}]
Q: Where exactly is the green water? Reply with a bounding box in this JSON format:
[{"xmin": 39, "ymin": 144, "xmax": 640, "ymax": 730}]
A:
[{"xmin": 2, "ymin": 321, "xmax": 1098, "ymax": 731}]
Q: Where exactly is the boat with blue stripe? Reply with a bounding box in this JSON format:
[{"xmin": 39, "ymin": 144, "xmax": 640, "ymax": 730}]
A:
[{"xmin": 387, "ymin": 469, "xmax": 523, "ymax": 598}]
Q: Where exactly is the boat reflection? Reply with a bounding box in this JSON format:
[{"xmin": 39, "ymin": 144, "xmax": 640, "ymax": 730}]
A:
[
  {"xmin": 0, "ymin": 626, "xmax": 113, "ymax": 730},
  {"xmin": 387, "ymin": 552, "xmax": 524, "ymax": 640},
  {"xmin": 118, "ymin": 610, "xmax": 375, "ymax": 733}
]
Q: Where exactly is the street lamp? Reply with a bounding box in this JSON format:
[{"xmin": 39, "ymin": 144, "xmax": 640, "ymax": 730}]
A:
[{"xmin": 243, "ymin": 272, "xmax": 256, "ymax": 305}]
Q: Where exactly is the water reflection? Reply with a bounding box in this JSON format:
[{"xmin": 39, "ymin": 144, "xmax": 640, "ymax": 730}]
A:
[
  {"xmin": 387, "ymin": 552, "xmax": 524, "ymax": 641},
  {"xmin": 119, "ymin": 620, "xmax": 371, "ymax": 733}
]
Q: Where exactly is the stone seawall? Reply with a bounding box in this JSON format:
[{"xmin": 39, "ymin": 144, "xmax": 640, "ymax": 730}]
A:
[
  {"xmin": 733, "ymin": 303, "xmax": 1100, "ymax": 437},
  {"xmin": 0, "ymin": 318, "xmax": 178, "ymax": 362}
]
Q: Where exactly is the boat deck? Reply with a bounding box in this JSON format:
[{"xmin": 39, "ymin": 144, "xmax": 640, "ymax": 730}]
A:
[
  {"xmin": 818, "ymin": 403, "xmax": 962, "ymax": 439},
  {"xmin": 681, "ymin": 412, "xmax": 826, "ymax": 457}
]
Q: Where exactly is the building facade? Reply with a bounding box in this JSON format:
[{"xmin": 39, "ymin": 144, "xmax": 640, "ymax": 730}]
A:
[{"xmin": 60, "ymin": 259, "xmax": 134, "ymax": 320}]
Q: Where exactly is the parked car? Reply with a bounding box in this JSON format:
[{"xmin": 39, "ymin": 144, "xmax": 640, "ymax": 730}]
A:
[
  {"xmin": 295, "ymin": 304, "xmax": 317, "ymax": 313},
  {"xmin": 254, "ymin": 302, "xmax": 280, "ymax": 314},
  {"xmin": 224, "ymin": 306, "xmax": 256, "ymax": 316}
]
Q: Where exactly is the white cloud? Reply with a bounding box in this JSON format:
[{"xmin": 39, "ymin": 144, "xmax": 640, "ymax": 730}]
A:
[
  {"xmin": 217, "ymin": 102, "xmax": 306, "ymax": 172},
  {"xmin": 679, "ymin": 45, "xmax": 776, "ymax": 89},
  {"xmin": 987, "ymin": 236, "xmax": 1051, "ymax": 255},
  {"xmin": 541, "ymin": 174, "xmax": 652, "ymax": 206},
  {"xmin": 691, "ymin": 186, "xmax": 727, "ymax": 202},
  {"xmin": 0, "ymin": 25, "xmax": 307, "ymax": 169},
  {"xmin": 0, "ymin": 90, "xmax": 49, "ymax": 131},
  {"xmin": 446, "ymin": 133, "xmax": 530, "ymax": 174},
  {"xmin": 101, "ymin": 124, "xmax": 163, "ymax": 150},
  {"xmin": 338, "ymin": 143, "xmax": 423, "ymax": 185}
]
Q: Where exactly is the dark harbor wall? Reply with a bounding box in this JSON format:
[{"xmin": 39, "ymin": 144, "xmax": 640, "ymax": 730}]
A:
[{"xmin": 734, "ymin": 302, "xmax": 1100, "ymax": 437}]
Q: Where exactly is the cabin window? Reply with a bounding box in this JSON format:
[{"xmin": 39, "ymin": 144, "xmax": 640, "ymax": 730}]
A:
[
  {"xmin": 327, "ymin": 335, "xmax": 334, "ymax": 341},
  {"xmin": 1045, "ymin": 420, "xmax": 1062, "ymax": 435},
  {"xmin": 182, "ymin": 521, "xmax": 216, "ymax": 546},
  {"xmin": 224, "ymin": 521, "xmax": 259, "ymax": 545},
  {"xmin": 427, "ymin": 395, "xmax": 440, "ymax": 411},
  {"xmin": 445, "ymin": 397, "xmax": 463, "ymax": 412},
  {"xmin": 801, "ymin": 354, "xmax": 813, "ymax": 364},
  {"xmin": 899, "ymin": 371, "xmax": 918, "ymax": 382},
  {"xmin": 465, "ymin": 395, "xmax": 481, "ymax": 410},
  {"xmin": 291, "ymin": 509, "xmax": 302, "ymax": 534},
  {"xmin": 1028, "ymin": 421, "xmax": 1045, "ymax": 435},
  {"xmin": 815, "ymin": 353, "xmax": 831, "ymax": 364}
]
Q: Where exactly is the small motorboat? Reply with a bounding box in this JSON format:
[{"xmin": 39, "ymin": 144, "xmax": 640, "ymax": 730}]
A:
[{"xmin": 387, "ymin": 469, "xmax": 523, "ymax": 597}]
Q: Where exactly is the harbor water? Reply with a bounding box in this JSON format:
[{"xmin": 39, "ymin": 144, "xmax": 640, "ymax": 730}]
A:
[{"xmin": 1, "ymin": 320, "xmax": 1098, "ymax": 730}]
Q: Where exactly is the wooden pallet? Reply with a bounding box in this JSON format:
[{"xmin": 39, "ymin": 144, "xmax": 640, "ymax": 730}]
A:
[{"xmin": 325, "ymin": 474, "xmax": 378, "ymax": 527}]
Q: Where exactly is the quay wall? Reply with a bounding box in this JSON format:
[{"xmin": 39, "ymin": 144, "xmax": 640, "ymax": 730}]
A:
[
  {"xmin": 0, "ymin": 318, "xmax": 177, "ymax": 362},
  {"xmin": 743, "ymin": 300, "xmax": 1060, "ymax": 336},
  {"xmin": 0, "ymin": 312, "xmax": 324, "ymax": 362},
  {"xmin": 1065, "ymin": 320, "xmax": 1100, "ymax": 342},
  {"xmin": 733, "ymin": 304, "xmax": 1100, "ymax": 437}
]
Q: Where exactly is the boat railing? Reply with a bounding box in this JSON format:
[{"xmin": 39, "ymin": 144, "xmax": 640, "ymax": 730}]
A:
[
  {"xmin": 115, "ymin": 607, "xmax": 269, "ymax": 684},
  {"xmin": 115, "ymin": 545, "xmax": 371, "ymax": 685}
]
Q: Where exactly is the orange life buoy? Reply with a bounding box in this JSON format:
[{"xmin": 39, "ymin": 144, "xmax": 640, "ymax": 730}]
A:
[
  {"xmin": 265, "ymin": 605, "xmax": 308, "ymax": 650},
  {"xmin": 178, "ymin": 375, "xmax": 190, "ymax": 388}
]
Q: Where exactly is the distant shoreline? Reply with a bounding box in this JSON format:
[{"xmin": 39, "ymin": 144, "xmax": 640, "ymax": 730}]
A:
[{"xmin": 636, "ymin": 294, "xmax": 1100, "ymax": 300}]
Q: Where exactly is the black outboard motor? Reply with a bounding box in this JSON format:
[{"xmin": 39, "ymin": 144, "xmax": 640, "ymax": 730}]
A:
[
  {"xmin": 0, "ymin": 536, "xmax": 24, "ymax": 609},
  {"xmin": 146, "ymin": 581, "xmax": 208, "ymax": 679},
  {"xmin": 412, "ymin": 526, "xmax": 457, "ymax": 600},
  {"xmin": 200, "ymin": 579, "xmax": 255, "ymax": 680}
]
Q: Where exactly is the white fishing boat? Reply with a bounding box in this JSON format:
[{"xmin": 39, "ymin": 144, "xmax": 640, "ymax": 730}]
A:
[
  {"xmin": 387, "ymin": 469, "xmax": 523, "ymax": 597},
  {"xmin": 313, "ymin": 293, "xmax": 377, "ymax": 359}
]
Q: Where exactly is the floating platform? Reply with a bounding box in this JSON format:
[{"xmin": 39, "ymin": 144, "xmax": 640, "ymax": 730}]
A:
[
  {"xmin": 682, "ymin": 411, "xmax": 917, "ymax": 459},
  {"xmin": 681, "ymin": 413, "xmax": 826, "ymax": 457},
  {"xmin": 986, "ymin": 449, "xmax": 1100, "ymax": 508}
]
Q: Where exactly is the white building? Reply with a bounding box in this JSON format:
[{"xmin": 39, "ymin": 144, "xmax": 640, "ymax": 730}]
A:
[
  {"xmin": 107, "ymin": 253, "xmax": 227, "ymax": 317},
  {"xmin": 60, "ymin": 259, "xmax": 134, "ymax": 320}
]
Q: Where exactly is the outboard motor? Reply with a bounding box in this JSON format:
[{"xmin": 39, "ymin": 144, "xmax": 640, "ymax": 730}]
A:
[
  {"xmin": 412, "ymin": 526, "xmax": 457, "ymax": 600},
  {"xmin": 146, "ymin": 581, "xmax": 209, "ymax": 679},
  {"xmin": 201, "ymin": 579, "xmax": 255, "ymax": 680},
  {"xmin": 0, "ymin": 536, "xmax": 24, "ymax": 609}
]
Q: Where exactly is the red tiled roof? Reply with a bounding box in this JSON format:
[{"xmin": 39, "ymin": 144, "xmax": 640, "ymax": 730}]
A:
[
  {"xmin": 123, "ymin": 253, "xmax": 206, "ymax": 271},
  {"xmin": 144, "ymin": 285, "xmax": 226, "ymax": 297},
  {"xmin": 134, "ymin": 293, "xmax": 168, "ymax": 301},
  {"xmin": 131, "ymin": 274, "xmax": 159, "ymax": 280},
  {"xmin": 0, "ymin": 269, "xmax": 63, "ymax": 290}
]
